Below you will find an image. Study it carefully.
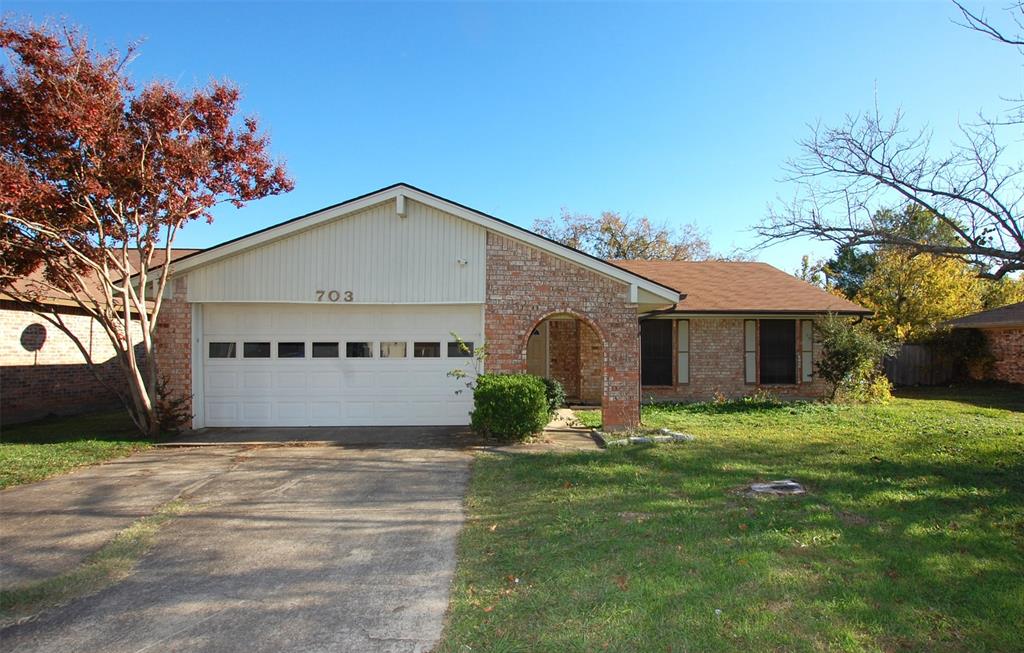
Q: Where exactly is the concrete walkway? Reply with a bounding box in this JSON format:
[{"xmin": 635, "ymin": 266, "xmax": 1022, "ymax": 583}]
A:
[{"xmin": 1, "ymin": 444, "xmax": 470, "ymax": 653}]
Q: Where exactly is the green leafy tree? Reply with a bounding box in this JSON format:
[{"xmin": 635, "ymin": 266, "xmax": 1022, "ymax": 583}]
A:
[
  {"xmin": 856, "ymin": 249, "xmax": 984, "ymax": 341},
  {"xmin": 823, "ymin": 245, "xmax": 876, "ymax": 299}
]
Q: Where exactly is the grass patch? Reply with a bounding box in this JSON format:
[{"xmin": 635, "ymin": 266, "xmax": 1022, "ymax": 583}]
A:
[
  {"xmin": 0, "ymin": 498, "xmax": 193, "ymax": 627},
  {"xmin": 0, "ymin": 411, "xmax": 151, "ymax": 489},
  {"xmin": 439, "ymin": 384, "xmax": 1024, "ymax": 652}
]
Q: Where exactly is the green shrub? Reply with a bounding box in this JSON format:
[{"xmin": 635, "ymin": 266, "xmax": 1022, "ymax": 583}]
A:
[
  {"xmin": 470, "ymin": 374, "xmax": 549, "ymax": 441},
  {"xmin": 540, "ymin": 377, "xmax": 566, "ymax": 414},
  {"xmin": 814, "ymin": 314, "xmax": 897, "ymax": 403}
]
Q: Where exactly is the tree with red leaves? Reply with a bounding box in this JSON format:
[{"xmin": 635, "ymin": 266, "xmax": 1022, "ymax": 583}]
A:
[{"xmin": 0, "ymin": 20, "xmax": 293, "ymax": 436}]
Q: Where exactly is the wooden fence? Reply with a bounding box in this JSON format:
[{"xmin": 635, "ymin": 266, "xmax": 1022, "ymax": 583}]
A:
[{"xmin": 883, "ymin": 344, "xmax": 955, "ymax": 386}]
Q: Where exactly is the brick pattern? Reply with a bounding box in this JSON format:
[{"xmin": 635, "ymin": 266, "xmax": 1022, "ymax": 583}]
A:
[
  {"xmin": 153, "ymin": 277, "xmax": 193, "ymax": 421},
  {"xmin": 547, "ymin": 319, "xmax": 580, "ymax": 399},
  {"xmin": 1, "ymin": 302, "xmax": 143, "ymax": 423},
  {"xmin": 579, "ymin": 322, "xmax": 603, "ymax": 404},
  {"xmin": 985, "ymin": 327, "xmax": 1024, "ymax": 385},
  {"xmin": 484, "ymin": 232, "xmax": 640, "ymax": 429},
  {"xmin": 641, "ymin": 317, "xmax": 829, "ymax": 402}
]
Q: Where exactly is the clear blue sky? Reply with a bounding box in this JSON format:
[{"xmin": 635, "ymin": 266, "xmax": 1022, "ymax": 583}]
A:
[{"xmin": 8, "ymin": 1, "xmax": 1020, "ymax": 271}]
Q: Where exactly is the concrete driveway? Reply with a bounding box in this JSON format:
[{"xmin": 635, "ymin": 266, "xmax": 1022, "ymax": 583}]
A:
[{"xmin": 0, "ymin": 438, "xmax": 471, "ymax": 653}]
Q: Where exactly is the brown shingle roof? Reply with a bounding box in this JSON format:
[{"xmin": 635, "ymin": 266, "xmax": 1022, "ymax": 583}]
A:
[
  {"xmin": 613, "ymin": 260, "xmax": 870, "ymax": 314},
  {"xmin": 3, "ymin": 249, "xmax": 200, "ymax": 308},
  {"xmin": 948, "ymin": 301, "xmax": 1024, "ymax": 329}
]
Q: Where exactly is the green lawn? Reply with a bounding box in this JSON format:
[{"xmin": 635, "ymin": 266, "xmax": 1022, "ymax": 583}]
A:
[
  {"xmin": 438, "ymin": 385, "xmax": 1024, "ymax": 653},
  {"xmin": 0, "ymin": 411, "xmax": 151, "ymax": 489}
]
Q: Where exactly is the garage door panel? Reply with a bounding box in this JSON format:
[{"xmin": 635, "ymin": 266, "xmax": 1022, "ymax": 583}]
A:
[
  {"xmin": 201, "ymin": 303, "xmax": 480, "ymax": 427},
  {"xmin": 243, "ymin": 371, "xmax": 273, "ymax": 389},
  {"xmin": 206, "ymin": 371, "xmax": 238, "ymax": 391},
  {"xmin": 242, "ymin": 403, "xmax": 271, "ymax": 422},
  {"xmin": 275, "ymin": 372, "xmax": 308, "ymax": 390},
  {"xmin": 207, "ymin": 402, "xmax": 238, "ymax": 422},
  {"xmin": 310, "ymin": 402, "xmax": 342, "ymax": 421}
]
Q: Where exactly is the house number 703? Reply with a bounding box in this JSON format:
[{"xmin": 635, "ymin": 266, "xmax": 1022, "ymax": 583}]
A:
[{"xmin": 315, "ymin": 290, "xmax": 354, "ymax": 302}]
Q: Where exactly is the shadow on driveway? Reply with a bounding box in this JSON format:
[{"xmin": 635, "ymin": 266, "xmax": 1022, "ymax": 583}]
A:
[{"xmin": 167, "ymin": 425, "xmax": 483, "ymax": 449}]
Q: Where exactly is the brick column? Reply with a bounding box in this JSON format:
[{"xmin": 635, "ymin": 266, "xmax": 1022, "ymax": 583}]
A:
[
  {"xmin": 484, "ymin": 233, "xmax": 640, "ymax": 430},
  {"xmin": 154, "ymin": 276, "xmax": 193, "ymax": 423}
]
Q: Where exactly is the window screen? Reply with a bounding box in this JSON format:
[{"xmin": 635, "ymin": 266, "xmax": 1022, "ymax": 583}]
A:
[
  {"xmin": 277, "ymin": 342, "xmax": 305, "ymax": 358},
  {"xmin": 640, "ymin": 320, "xmax": 673, "ymax": 386},
  {"xmin": 448, "ymin": 341, "xmax": 474, "ymax": 357},
  {"xmin": 312, "ymin": 342, "xmax": 339, "ymax": 358},
  {"xmin": 346, "ymin": 342, "xmax": 372, "ymax": 358},
  {"xmin": 243, "ymin": 342, "xmax": 270, "ymax": 358},
  {"xmin": 759, "ymin": 320, "xmax": 796, "ymax": 384},
  {"xmin": 414, "ymin": 342, "xmax": 441, "ymax": 358},
  {"xmin": 209, "ymin": 342, "xmax": 236, "ymax": 358}
]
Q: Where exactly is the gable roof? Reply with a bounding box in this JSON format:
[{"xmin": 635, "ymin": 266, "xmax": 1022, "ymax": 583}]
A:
[
  {"xmin": 157, "ymin": 183, "xmax": 680, "ymax": 303},
  {"xmin": 947, "ymin": 301, "xmax": 1024, "ymax": 329},
  {"xmin": 613, "ymin": 260, "xmax": 870, "ymax": 315}
]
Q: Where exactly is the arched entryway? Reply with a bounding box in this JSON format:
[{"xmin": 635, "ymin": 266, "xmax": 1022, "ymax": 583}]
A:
[{"xmin": 525, "ymin": 314, "xmax": 604, "ymax": 406}]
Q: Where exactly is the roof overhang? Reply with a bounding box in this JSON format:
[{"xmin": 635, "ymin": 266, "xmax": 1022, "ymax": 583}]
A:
[{"xmin": 150, "ymin": 184, "xmax": 680, "ymax": 305}]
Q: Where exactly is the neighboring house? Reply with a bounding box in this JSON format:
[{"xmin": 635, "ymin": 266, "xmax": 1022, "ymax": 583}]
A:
[
  {"xmin": 948, "ymin": 301, "xmax": 1024, "ymax": 385},
  {"xmin": 0, "ymin": 249, "xmax": 198, "ymax": 424},
  {"xmin": 136, "ymin": 184, "xmax": 867, "ymax": 431}
]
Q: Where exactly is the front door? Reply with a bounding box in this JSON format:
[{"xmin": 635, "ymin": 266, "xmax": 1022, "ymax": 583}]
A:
[{"xmin": 526, "ymin": 321, "xmax": 548, "ymax": 377}]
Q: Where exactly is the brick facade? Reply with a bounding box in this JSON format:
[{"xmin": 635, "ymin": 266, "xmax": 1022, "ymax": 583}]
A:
[
  {"xmin": 154, "ymin": 277, "xmax": 193, "ymax": 421},
  {"xmin": 0, "ymin": 302, "xmax": 143, "ymax": 424},
  {"xmin": 640, "ymin": 317, "xmax": 829, "ymax": 402},
  {"xmin": 984, "ymin": 327, "xmax": 1024, "ymax": 385},
  {"xmin": 484, "ymin": 232, "xmax": 641, "ymax": 429}
]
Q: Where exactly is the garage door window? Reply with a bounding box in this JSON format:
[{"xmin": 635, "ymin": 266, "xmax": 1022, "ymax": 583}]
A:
[
  {"xmin": 380, "ymin": 341, "xmax": 407, "ymax": 358},
  {"xmin": 346, "ymin": 342, "xmax": 372, "ymax": 358},
  {"xmin": 243, "ymin": 342, "xmax": 270, "ymax": 358},
  {"xmin": 448, "ymin": 341, "xmax": 474, "ymax": 357},
  {"xmin": 278, "ymin": 342, "xmax": 305, "ymax": 358},
  {"xmin": 312, "ymin": 342, "xmax": 339, "ymax": 358},
  {"xmin": 414, "ymin": 342, "xmax": 441, "ymax": 358},
  {"xmin": 209, "ymin": 342, "xmax": 236, "ymax": 358}
]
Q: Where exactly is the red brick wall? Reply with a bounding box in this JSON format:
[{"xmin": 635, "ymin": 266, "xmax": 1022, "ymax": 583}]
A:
[
  {"xmin": 484, "ymin": 232, "xmax": 640, "ymax": 429},
  {"xmin": 642, "ymin": 317, "xmax": 829, "ymax": 402},
  {"xmin": 985, "ymin": 327, "xmax": 1024, "ymax": 385},
  {"xmin": 579, "ymin": 322, "xmax": 603, "ymax": 404},
  {"xmin": 153, "ymin": 277, "xmax": 193, "ymax": 423},
  {"xmin": 1, "ymin": 302, "xmax": 142, "ymax": 424},
  {"xmin": 547, "ymin": 319, "xmax": 580, "ymax": 399}
]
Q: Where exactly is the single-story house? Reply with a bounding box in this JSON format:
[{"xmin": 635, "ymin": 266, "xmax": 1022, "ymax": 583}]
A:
[
  {"xmin": 0, "ymin": 249, "xmax": 197, "ymax": 423},
  {"xmin": 134, "ymin": 183, "xmax": 867, "ymax": 431},
  {"xmin": 948, "ymin": 301, "xmax": 1024, "ymax": 385}
]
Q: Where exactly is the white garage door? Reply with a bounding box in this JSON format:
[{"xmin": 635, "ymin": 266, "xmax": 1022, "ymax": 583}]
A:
[{"xmin": 199, "ymin": 303, "xmax": 482, "ymax": 427}]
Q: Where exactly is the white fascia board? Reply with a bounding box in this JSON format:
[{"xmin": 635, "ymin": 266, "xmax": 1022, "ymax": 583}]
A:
[{"xmin": 154, "ymin": 184, "xmax": 681, "ymax": 303}]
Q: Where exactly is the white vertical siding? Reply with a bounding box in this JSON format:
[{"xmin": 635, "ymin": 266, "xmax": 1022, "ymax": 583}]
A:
[{"xmin": 186, "ymin": 199, "xmax": 486, "ymax": 304}]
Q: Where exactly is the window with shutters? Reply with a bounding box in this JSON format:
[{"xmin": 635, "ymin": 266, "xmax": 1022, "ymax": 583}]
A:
[
  {"xmin": 640, "ymin": 319, "xmax": 673, "ymax": 386},
  {"xmin": 759, "ymin": 319, "xmax": 797, "ymax": 384}
]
